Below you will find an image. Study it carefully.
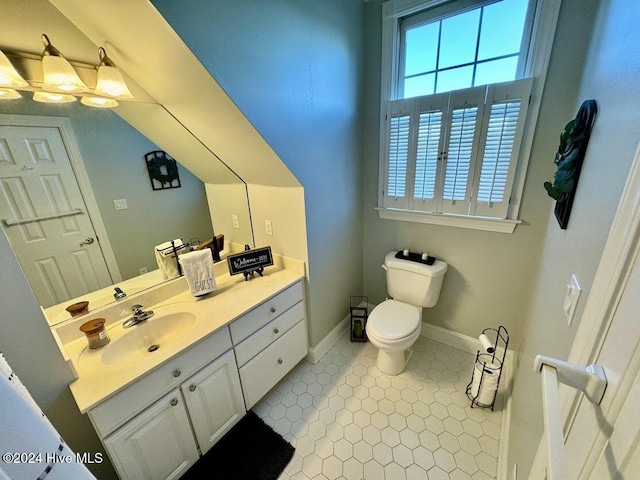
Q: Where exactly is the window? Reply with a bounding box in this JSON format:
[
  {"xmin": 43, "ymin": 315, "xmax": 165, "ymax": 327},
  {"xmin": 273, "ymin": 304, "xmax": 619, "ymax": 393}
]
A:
[
  {"xmin": 400, "ymin": 0, "xmax": 530, "ymax": 98},
  {"xmin": 378, "ymin": 0, "xmax": 561, "ymax": 233}
]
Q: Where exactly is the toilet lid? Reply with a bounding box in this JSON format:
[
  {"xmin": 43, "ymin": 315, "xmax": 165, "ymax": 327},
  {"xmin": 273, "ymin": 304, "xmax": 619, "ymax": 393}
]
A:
[{"xmin": 368, "ymin": 300, "xmax": 421, "ymax": 340}]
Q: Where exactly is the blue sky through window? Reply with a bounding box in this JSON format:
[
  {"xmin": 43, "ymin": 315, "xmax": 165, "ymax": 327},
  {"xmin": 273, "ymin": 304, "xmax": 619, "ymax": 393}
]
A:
[{"xmin": 402, "ymin": 0, "xmax": 528, "ymax": 98}]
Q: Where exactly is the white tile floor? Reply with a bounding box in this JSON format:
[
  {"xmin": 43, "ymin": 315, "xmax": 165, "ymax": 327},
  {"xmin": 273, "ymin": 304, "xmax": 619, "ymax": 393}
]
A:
[{"xmin": 254, "ymin": 332, "xmax": 503, "ymax": 480}]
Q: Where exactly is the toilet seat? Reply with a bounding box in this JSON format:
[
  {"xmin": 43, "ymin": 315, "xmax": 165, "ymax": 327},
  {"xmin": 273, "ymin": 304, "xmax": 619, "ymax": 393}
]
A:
[{"xmin": 367, "ymin": 299, "xmax": 421, "ymax": 340}]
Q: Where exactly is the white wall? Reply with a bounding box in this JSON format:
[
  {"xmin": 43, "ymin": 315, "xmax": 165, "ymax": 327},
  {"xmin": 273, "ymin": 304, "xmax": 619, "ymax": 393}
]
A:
[
  {"xmin": 508, "ymin": 0, "xmax": 640, "ymax": 475},
  {"xmin": 205, "ymin": 183, "xmax": 253, "ymax": 248}
]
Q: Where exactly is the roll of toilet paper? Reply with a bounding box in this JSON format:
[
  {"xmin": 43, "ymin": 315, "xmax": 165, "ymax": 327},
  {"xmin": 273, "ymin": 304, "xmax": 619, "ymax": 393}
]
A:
[
  {"xmin": 470, "ymin": 361, "xmax": 500, "ymax": 406},
  {"xmin": 478, "ymin": 334, "xmax": 495, "ymax": 353}
]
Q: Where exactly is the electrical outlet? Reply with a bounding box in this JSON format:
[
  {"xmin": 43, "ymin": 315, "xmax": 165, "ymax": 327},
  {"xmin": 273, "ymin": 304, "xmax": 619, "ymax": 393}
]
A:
[
  {"xmin": 139, "ymin": 267, "xmax": 148, "ymax": 274},
  {"xmin": 114, "ymin": 199, "xmax": 128, "ymax": 210},
  {"xmin": 563, "ymin": 274, "xmax": 582, "ymax": 325},
  {"xmin": 265, "ymin": 220, "xmax": 273, "ymax": 236},
  {"xmin": 232, "ymin": 214, "xmax": 240, "ymax": 229}
]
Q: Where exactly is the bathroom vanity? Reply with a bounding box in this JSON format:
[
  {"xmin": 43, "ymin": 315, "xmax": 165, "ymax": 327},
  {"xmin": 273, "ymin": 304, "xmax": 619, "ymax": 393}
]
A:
[{"xmin": 51, "ymin": 264, "xmax": 307, "ymax": 480}]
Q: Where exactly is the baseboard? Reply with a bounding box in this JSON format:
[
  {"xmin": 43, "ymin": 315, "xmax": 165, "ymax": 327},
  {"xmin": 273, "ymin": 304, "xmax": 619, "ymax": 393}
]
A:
[
  {"xmin": 420, "ymin": 321, "xmax": 480, "ymax": 355},
  {"xmin": 421, "ymin": 322, "xmax": 514, "ymax": 480},
  {"xmin": 305, "ymin": 315, "xmax": 350, "ymax": 364}
]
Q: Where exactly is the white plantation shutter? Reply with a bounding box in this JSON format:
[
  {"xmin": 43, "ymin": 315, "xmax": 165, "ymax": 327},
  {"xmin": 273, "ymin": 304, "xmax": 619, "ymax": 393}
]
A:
[
  {"xmin": 414, "ymin": 111, "xmax": 441, "ymax": 199},
  {"xmin": 381, "ymin": 79, "xmax": 531, "ymax": 219},
  {"xmin": 387, "ymin": 114, "xmax": 410, "ymax": 198},
  {"xmin": 441, "ymin": 87, "xmax": 486, "ymax": 215},
  {"xmin": 472, "ymin": 79, "xmax": 532, "ymax": 218},
  {"xmin": 411, "ymin": 94, "xmax": 448, "ymax": 212}
]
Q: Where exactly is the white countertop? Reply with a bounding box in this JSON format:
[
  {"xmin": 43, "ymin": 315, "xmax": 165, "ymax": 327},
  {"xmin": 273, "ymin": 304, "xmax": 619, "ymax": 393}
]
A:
[{"xmin": 65, "ymin": 268, "xmax": 304, "ymax": 413}]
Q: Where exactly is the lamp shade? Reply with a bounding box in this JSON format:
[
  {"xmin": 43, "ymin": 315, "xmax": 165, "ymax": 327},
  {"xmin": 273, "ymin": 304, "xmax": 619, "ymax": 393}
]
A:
[
  {"xmin": 81, "ymin": 96, "xmax": 118, "ymax": 108},
  {"xmin": 41, "ymin": 34, "xmax": 87, "ymax": 93},
  {"xmin": 94, "ymin": 48, "xmax": 133, "ymax": 98},
  {"xmin": 0, "ymin": 50, "xmax": 28, "ymax": 88},
  {"xmin": 0, "ymin": 88, "xmax": 22, "ymax": 100},
  {"xmin": 42, "ymin": 55, "xmax": 87, "ymax": 93},
  {"xmin": 33, "ymin": 91, "xmax": 76, "ymax": 104}
]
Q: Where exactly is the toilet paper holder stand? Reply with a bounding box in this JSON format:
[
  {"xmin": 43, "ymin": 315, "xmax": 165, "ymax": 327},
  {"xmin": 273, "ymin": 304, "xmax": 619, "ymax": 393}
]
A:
[{"xmin": 466, "ymin": 325, "xmax": 509, "ymax": 410}]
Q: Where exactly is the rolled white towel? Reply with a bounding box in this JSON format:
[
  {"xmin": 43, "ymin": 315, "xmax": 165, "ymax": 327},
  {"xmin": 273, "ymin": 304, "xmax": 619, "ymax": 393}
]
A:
[{"xmin": 179, "ymin": 250, "xmax": 216, "ymax": 297}]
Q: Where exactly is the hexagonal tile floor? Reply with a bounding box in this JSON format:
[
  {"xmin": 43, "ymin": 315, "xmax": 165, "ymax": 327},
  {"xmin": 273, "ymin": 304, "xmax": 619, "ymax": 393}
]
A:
[{"xmin": 253, "ymin": 332, "xmax": 503, "ymax": 479}]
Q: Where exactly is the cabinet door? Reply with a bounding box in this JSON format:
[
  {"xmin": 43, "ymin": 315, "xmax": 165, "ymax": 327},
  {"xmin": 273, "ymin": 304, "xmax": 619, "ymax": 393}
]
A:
[
  {"xmin": 104, "ymin": 390, "xmax": 198, "ymax": 480},
  {"xmin": 181, "ymin": 350, "xmax": 245, "ymax": 454}
]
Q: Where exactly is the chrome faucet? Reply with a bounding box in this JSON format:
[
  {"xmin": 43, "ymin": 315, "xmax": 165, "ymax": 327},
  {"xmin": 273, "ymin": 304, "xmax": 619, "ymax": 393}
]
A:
[
  {"xmin": 114, "ymin": 287, "xmax": 127, "ymax": 301},
  {"xmin": 123, "ymin": 304, "xmax": 154, "ymax": 328}
]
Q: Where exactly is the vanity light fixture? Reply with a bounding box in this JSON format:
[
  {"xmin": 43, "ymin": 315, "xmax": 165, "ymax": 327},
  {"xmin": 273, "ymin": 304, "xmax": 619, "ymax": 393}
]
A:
[
  {"xmin": 81, "ymin": 96, "xmax": 118, "ymax": 108},
  {"xmin": 94, "ymin": 47, "xmax": 133, "ymax": 99},
  {"xmin": 0, "ymin": 88, "xmax": 22, "ymax": 100},
  {"xmin": 33, "ymin": 91, "xmax": 76, "ymax": 104},
  {"xmin": 0, "ymin": 49, "xmax": 29, "ymax": 88},
  {"xmin": 41, "ymin": 34, "xmax": 87, "ymax": 94}
]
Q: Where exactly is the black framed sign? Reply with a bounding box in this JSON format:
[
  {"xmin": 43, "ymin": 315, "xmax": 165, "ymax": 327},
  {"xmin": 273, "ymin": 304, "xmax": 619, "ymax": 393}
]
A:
[{"xmin": 227, "ymin": 247, "xmax": 274, "ymax": 280}]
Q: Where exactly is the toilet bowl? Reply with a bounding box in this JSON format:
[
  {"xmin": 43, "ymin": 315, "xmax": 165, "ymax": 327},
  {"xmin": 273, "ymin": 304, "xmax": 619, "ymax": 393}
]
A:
[
  {"xmin": 366, "ymin": 299, "xmax": 422, "ymax": 375},
  {"xmin": 366, "ymin": 251, "xmax": 448, "ymax": 375}
]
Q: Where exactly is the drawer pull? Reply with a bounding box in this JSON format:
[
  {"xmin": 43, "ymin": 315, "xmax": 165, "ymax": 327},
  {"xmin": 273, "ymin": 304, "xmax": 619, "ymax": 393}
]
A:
[
  {"xmin": 273, "ymin": 328, "xmax": 279, "ymax": 334},
  {"xmin": 173, "ymin": 370, "xmax": 181, "ymax": 378},
  {"xmin": 270, "ymin": 307, "xmax": 276, "ymax": 313},
  {"xmin": 171, "ymin": 398, "xmax": 179, "ymax": 407},
  {"xmin": 189, "ymin": 385, "xmax": 197, "ymax": 392},
  {"xmin": 277, "ymin": 358, "xmax": 283, "ymax": 365}
]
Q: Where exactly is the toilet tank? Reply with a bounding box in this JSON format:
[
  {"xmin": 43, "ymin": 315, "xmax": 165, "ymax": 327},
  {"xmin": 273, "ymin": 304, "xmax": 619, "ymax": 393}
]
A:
[{"xmin": 384, "ymin": 251, "xmax": 448, "ymax": 307}]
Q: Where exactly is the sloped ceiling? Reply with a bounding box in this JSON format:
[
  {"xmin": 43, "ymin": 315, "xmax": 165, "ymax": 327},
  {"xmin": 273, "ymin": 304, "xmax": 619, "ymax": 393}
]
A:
[
  {"xmin": 0, "ymin": 0, "xmax": 300, "ymax": 187},
  {"xmin": 47, "ymin": 0, "xmax": 301, "ymax": 188}
]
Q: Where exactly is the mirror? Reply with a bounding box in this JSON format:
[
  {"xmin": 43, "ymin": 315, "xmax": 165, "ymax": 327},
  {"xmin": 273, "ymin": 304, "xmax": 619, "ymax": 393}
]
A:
[
  {"xmin": 0, "ymin": 98, "xmax": 254, "ymax": 326},
  {"xmin": 0, "ymin": 0, "xmax": 255, "ymax": 325}
]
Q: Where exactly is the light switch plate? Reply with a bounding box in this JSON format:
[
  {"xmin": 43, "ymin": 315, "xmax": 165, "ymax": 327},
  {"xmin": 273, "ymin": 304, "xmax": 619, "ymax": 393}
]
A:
[
  {"xmin": 232, "ymin": 214, "xmax": 240, "ymax": 229},
  {"xmin": 564, "ymin": 274, "xmax": 582, "ymax": 325},
  {"xmin": 114, "ymin": 199, "xmax": 128, "ymax": 210},
  {"xmin": 265, "ymin": 220, "xmax": 273, "ymax": 236}
]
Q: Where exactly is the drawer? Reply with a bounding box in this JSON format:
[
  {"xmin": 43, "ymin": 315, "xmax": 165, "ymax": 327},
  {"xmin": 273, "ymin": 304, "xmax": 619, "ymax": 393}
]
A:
[
  {"xmin": 235, "ymin": 301, "xmax": 305, "ymax": 367},
  {"xmin": 239, "ymin": 319, "xmax": 308, "ymax": 409},
  {"xmin": 89, "ymin": 327, "xmax": 232, "ymax": 438},
  {"xmin": 230, "ymin": 281, "xmax": 303, "ymax": 344}
]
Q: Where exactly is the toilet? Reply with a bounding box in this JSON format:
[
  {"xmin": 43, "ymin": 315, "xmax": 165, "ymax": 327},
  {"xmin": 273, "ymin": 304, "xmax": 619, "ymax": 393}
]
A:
[{"xmin": 366, "ymin": 251, "xmax": 447, "ymax": 375}]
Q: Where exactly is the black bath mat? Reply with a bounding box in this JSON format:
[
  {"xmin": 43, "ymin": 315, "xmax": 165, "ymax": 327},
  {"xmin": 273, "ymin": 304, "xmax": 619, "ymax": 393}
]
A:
[{"xmin": 181, "ymin": 410, "xmax": 294, "ymax": 480}]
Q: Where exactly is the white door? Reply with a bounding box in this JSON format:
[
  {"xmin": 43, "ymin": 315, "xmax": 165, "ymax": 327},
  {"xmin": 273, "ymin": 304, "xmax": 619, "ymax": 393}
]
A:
[
  {"xmin": 561, "ymin": 250, "xmax": 640, "ymax": 478},
  {"xmin": 529, "ymin": 143, "xmax": 640, "ymax": 479},
  {"xmin": 181, "ymin": 350, "xmax": 245, "ymax": 454},
  {"xmin": 0, "ymin": 123, "xmax": 113, "ymax": 307},
  {"xmin": 104, "ymin": 390, "xmax": 199, "ymax": 480}
]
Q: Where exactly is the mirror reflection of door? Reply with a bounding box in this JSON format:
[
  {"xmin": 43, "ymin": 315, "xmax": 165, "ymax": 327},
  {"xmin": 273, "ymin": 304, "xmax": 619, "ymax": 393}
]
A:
[{"xmin": 0, "ymin": 122, "xmax": 113, "ymax": 307}]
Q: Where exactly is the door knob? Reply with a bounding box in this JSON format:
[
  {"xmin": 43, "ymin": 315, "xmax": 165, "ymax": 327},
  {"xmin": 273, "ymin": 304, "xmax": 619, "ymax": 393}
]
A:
[{"xmin": 79, "ymin": 237, "xmax": 95, "ymax": 246}]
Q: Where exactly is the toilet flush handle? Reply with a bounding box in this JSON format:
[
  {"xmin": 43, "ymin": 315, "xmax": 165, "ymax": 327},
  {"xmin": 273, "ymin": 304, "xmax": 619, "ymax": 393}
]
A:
[{"xmin": 381, "ymin": 264, "xmax": 388, "ymax": 271}]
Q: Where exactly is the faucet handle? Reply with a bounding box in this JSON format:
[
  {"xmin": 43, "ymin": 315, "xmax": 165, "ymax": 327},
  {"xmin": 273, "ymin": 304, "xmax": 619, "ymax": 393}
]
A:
[{"xmin": 132, "ymin": 304, "xmax": 144, "ymax": 314}]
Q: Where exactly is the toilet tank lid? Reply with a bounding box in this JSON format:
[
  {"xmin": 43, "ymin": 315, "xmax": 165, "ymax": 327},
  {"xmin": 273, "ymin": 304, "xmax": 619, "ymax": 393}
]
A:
[{"xmin": 385, "ymin": 251, "xmax": 448, "ymax": 277}]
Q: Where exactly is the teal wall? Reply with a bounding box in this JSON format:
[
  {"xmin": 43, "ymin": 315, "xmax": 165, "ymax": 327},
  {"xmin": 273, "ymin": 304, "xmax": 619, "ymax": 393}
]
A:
[{"xmin": 153, "ymin": 0, "xmax": 365, "ymax": 345}]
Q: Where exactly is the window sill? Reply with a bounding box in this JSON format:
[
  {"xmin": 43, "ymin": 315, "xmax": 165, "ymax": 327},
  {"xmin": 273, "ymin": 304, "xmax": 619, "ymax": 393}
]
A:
[{"xmin": 376, "ymin": 207, "xmax": 520, "ymax": 233}]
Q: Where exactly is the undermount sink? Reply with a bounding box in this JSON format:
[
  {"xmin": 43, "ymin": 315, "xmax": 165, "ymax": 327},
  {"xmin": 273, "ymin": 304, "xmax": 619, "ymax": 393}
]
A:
[{"xmin": 99, "ymin": 305, "xmax": 197, "ymax": 366}]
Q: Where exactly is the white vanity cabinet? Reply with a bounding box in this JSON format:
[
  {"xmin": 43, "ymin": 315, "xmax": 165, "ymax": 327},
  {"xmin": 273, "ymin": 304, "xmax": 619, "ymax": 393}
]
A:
[
  {"xmin": 103, "ymin": 390, "xmax": 198, "ymax": 480},
  {"xmin": 231, "ymin": 281, "xmax": 308, "ymax": 408},
  {"xmin": 90, "ymin": 328, "xmax": 244, "ymax": 480},
  {"xmin": 75, "ymin": 276, "xmax": 307, "ymax": 480},
  {"xmin": 180, "ymin": 350, "xmax": 244, "ymax": 453},
  {"xmin": 103, "ymin": 349, "xmax": 245, "ymax": 480}
]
